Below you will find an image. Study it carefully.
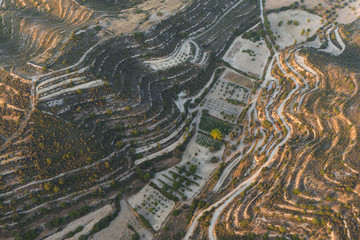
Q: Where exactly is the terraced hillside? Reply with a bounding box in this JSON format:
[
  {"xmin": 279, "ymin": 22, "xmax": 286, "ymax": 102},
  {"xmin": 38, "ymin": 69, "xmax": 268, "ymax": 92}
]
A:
[
  {"xmin": 0, "ymin": 0, "xmax": 94, "ymax": 67},
  {"xmin": 0, "ymin": 69, "xmax": 31, "ymax": 145},
  {"xmin": 0, "ymin": 0, "xmax": 359, "ymax": 239},
  {"xmin": 181, "ymin": 2, "xmax": 360, "ymax": 240}
]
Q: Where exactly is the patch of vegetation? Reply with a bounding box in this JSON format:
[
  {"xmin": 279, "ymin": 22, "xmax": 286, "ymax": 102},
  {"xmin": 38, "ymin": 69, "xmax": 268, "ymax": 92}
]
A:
[
  {"xmin": 242, "ymin": 30, "xmax": 265, "ymax": 42},
  {"xmin": 199, "ymin": 113, "xmax": 233, "ymax": 135},
  {"xmin": 213, "ymin": 162, "xmax": 227, "ymax": 181},
  {"xmin": 149, "ymin": 182, "xmax": 179, "ymax": 202},
  {"xmin": 196, "ymin": 133, "xmax": 223, "ymax": 151},
  {"xmin": 23, "ymin": 110, "xmax": 107, "ymax": 180},
  {"xmin": 46, "ymin": 205, "xmax": 91, "ymax": 228},
  {"xmin": 139, "ymin": 214, "xmax": 153, "ymax": 230},
  {"xmin": 226, "ymin": 98, "xmax": 247, "ymax": 106},
  {"xmin": 91, "ymin": 213, "xmax": 117, "ymax": 234}
]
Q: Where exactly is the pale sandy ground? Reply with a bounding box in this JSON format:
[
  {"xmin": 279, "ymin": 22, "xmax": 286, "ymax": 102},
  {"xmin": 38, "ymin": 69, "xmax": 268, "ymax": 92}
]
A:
[
  {"xmin": 265, "ymin": 0, "xmax": 330, "ymax": 10},
  {"xmin": 221, "ymin": 68, "xmax": 253, "ymax": 89},
  {"xmin": 98, "ymin": 14, "xmax": 145, "ymax": 36},
  {"xmin": 152, "ymin": 134, "xmax": 224, "ymax": 200},
  {"xmin": 90, "ymin": 200, "xmax": 153, "ymax": 240},
  {"xmin": 37, "ymin": 76, "xmax": 86, "ymax": 95},
  {"xmin": 265, "ymin": 0, "xmax": 360, "ymax": 24},
  {"xmin": 204, "ymin": 98, "xmax": 241, "ymax": 124},
  {"xmin": 145, "ymin": 40, "xmax": 205, "ymax": 71},
  {"xmin": 223, "ymin": 37, "xmax": 270, "ymax": 78},
  {"xmin": 145, "ymin": 40, "xmax": 192, "ymax": 71},
  {"xmin": 268, "ymin": 10, "xmax": 324, "ymax": 49},
  {"xmin": 128, "ymin": 184, "xmax": 175, "ymax": 231},
  {"xmin": 295, "ymin": 53, "xmax": 317, "ymax": 75},
  {"xmin": 44, "ymin": 204, "xmax": 113, "ymax": 240},
  {"xmin": 38, "ymin": 80, "xmax": 104, "ymax": 101},
  {"xmin": 205, "ymin": 78, "xmax": 248, "ymax": 123},
  {"xmin": 336, "ymin": 0, "xmax": 360, "ymax": 24},
  {"xmin": 303, "ymin": 35, "xmax": 322, "ymax": 48},
  {"xmin": 99, "ymin": 0, "xmax": 190, "ymax": 35},
  {"xmin": 207, "ymin": 79, "xmax": 249, "ymax": 104}
]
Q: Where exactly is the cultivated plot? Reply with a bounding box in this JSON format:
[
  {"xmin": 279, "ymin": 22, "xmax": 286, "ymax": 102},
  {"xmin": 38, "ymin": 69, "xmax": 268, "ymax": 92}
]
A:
[
  {"xmin": 144, "ymin": 40, "xmax": 207, "ymax": 71},
  {"xmin": 265, "ymin": 0, "xmax": 330, "ymax": 10},
  {"xmin": 222, "ymin": 68, "xmax": 253, "ymax": 89},
  {"xmin": 90, "ymin": 201, "xmax": 153, "ymax": 240},
  {"xmin": 128, "ymin": 184, "xmax": 175, "ymax": 231},
  {"xmin": 128, "ymin": 135, "xmax": 223, "ymax": 231},
  {"xmin": 268, "ymin": 10, "xmax": 323, "ymax": 49},
  {"xmin": 204, "ymin": 69, "xmax": 252, "ymax": 123},
  {"xmin": 223, "ymin": 36, "xmax": 270, "ymax": 78}
]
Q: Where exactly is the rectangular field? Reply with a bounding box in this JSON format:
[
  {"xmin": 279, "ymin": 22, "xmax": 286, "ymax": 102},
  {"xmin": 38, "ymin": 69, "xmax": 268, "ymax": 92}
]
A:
[
  {"xmin": 199, "ymin": 114, "xmax": 233, "ymax": 135},
  {"xmin": 196, "ymin": 133, "xmax": 223, "ymax": 151}
]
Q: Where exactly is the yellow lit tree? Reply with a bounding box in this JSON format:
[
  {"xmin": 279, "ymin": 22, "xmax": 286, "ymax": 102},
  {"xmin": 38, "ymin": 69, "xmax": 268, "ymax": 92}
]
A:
[{"xmin": 210, "ymin": 129, "xmax": 223, "ymax": 141}]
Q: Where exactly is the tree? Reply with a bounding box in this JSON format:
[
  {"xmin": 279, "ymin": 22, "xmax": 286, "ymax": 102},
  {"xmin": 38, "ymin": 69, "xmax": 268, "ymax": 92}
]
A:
[
  {"xmin": 131, "ymin": 233, "xmax": 140, "ymax": 240},
  {"xmin": 262, "ymin": 120, "xmax": 272, "ymax": 129},
  {"xmin": 189, "ymin": 164, "xmax": 197, "ymax": 173},
  {"xmin": 44, "ymin": 182, "xmax": 53, "ymax": 191},
  {"xmin": 312, "ymin": 217, "xmax": 320, "ymax": 226},
  {"xmin": 116, "ymin": 141, "xmax": 124, "ymax": 148},
  {"xmin": 143, "ymin": 173, "xmax": 150, "ymax": 181},
  {"xmin": 78, "ymin": 235, "xmax": 87, "ymax": 240},
  {"xmin": 58, "ymin": 177, "xmax": 64, "ymax": 185},
  {"xmin": 106, "ymin": 109, "xmax": 113, "ymax": 115},
  {"xmin": 53, "ymin": 185, "xmax": 60, "ymax": 193},
  {"xmin": 172, "ymin": 209, "xmax": 180, "ymax": 216},
  {"xmin": 210, "ymin": 156, "xmax": 219, "ymax": 163},
  {"xmin": 210, "ymin": 129, "xmax": 223, "ymax": 140},
  {"xmin": 279, "ymin": 226, "xmax": 286, "ymax": 233},
  {"xmin": 229, "ymin": 130, "xmax": 238, "ymax": 140}
]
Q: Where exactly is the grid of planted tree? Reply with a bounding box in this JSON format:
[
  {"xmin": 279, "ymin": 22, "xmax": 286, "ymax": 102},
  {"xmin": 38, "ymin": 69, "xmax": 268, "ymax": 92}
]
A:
[
  {"xmin": 195, "ymin": 133, "xmax": 223, "ymax": 151},
  {"xmin": 150, "ymin": 163, "xmax": 202, "ymax": 202}
]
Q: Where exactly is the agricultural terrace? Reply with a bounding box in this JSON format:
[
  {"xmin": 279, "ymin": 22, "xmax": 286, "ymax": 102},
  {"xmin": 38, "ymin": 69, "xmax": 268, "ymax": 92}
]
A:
[
  {"xmin": 222, "ymin": 69, "xmax": 253, "ymax": 89},
  {"xmin": 202, "ymin": 69, "xmax": 252, "ymax": 123},
  {"xmin": 267, "ymin": 10, "xmax": 324, "ymax": 49},
  {"xmin": 144, "ymin": 40, "xmax": 207, "ymax": 71},
  {"xmin": 128, "ymin": 184, "xmax": 175, "ymax": 231},
  {"xmin": 223, "ymin": 31, "xmax": 270, "ymax": 78},
  {"xmin": 128, "ymin": 135, "xmax": 223, "ymax": 231},
  {"xmin": 0, "ymin": 0, "xmax": 262, "ymax": 238},
  {"xmin": 196, "ymin": 133, "xmax": 223, "ymax": 151}
]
